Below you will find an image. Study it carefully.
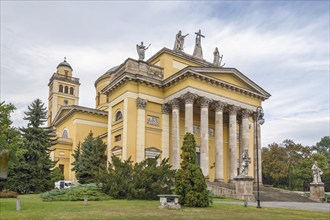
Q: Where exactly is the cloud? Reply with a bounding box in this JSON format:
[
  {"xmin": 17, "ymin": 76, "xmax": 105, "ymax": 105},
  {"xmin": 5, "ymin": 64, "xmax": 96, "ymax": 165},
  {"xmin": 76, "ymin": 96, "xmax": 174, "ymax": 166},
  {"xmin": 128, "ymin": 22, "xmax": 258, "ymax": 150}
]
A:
[{"xmin": 1, "ymin": 1, "xmax": 329, "ymax": 147}]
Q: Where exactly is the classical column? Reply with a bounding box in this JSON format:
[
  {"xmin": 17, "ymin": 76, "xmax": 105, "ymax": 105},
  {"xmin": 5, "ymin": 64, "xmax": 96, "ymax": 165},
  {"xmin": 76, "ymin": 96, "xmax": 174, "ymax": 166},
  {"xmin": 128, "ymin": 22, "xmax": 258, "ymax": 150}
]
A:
[
  {"xmin": 181, "ymin": 92, "xmax": 196, "ymax": 134},
  {"xmin": 228, "ymin": 105, "xmax": 239, "ymax": 181},
  {"xmin": 170, "ymin": 99, "xmax": 180, "ymax": 170},
  {"xmin": 253, "ymin": 113, "xmax": 263, "ymax": 184},
  {"xmin": 200, "ymin": 97, "xmax": 211, "ymax": 177},
  {"xmin": 214, "ymin": 101, "xmax": 225, "ymax": 181},
  {"xmin": 161, "ymin": 104, "xmax": 170, "ymax": 160},
  {"xmin": 136, "ymin": 98, "xmax": 147, "ymax": 162},
  {"xmin": 241, "ymin": 109, "xmax": 251, "ymax": 160}
]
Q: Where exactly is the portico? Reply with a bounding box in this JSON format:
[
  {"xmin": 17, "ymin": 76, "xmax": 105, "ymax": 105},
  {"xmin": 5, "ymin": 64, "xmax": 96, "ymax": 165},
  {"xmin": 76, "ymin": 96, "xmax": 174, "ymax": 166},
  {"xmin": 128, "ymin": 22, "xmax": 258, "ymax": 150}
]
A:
[{"xmin": 164, "ymin": 89, "xmax": 259, "ymax": 182}]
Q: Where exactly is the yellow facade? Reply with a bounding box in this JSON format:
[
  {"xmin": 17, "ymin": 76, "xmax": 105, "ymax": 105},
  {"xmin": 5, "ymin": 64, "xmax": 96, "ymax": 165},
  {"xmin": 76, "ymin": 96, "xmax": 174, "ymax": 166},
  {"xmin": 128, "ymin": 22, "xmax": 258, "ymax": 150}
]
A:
[{"xmin": 49, "ymin": 45, "xmax": 270, "ymax": 183}]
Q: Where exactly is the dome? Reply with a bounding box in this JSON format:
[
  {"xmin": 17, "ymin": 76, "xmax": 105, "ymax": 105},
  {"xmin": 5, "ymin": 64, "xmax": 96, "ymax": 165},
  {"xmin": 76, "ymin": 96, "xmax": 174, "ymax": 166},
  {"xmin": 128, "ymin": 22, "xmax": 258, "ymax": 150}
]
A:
[{"xmin": 57, "ymin": 57, "xmax": 73, "ymax": 70}]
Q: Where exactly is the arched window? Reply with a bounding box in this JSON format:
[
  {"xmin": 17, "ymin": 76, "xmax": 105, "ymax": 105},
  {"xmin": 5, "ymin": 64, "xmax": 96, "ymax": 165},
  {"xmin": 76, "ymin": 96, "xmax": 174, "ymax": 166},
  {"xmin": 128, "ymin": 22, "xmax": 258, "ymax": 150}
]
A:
[
  {"xmin": 64, "ymin": 86, "xmax": 68, "ymax": 93},
  {"xmin": 70, "ymin": 87, "xmax": 74, "ymax": 95},
  {"xmin": 59, "ymin": 85, "xmax": 63, "ymax": 92},
  {"xmin": 115, "ymin": 110, "xmax": 123, "ymax": 121},
  {"xmin": 62, "ymin": 129, "xmax": 69, "ymax": 138}
]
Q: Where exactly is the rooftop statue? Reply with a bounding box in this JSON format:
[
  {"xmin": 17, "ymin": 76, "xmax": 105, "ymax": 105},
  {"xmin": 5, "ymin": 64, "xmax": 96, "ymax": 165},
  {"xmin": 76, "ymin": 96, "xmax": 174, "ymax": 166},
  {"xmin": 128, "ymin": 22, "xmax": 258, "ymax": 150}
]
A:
[
  {"xmin": 312, "ymin": 161, "xmax": 323, "ymax": 183},
  {"xmin": 173, "ymin": 30, "xmax": 189, "ymax": 52},
  {"xmin": 136, "ymin": 41, "xmax": 151, "ymax": 61},
  {"xmin": 213, "ymin": 47, "xmax": 225, "ymax": 67},
  {"xmin": 193, "ymin": 29, "xmax": 205, "ymax": 59},
  {"xmin": 240, "ymin": 148, "xmax": 251, "ymax": 176}
]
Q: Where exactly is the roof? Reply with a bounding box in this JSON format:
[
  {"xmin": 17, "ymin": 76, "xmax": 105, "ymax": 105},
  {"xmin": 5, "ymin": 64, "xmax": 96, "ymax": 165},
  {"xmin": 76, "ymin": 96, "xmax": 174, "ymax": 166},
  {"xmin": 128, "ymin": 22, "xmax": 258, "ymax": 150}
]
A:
[
  {"xmin": 57, "ymin": 59, "xmax": 73, "ymax": 71},
  {"xmin": 52, "ymin": 105, "xmax": 108, "ymax": 126},
  {"xmin": 94, "ymin": 65, "xmax": 120, "ymax": 87}
]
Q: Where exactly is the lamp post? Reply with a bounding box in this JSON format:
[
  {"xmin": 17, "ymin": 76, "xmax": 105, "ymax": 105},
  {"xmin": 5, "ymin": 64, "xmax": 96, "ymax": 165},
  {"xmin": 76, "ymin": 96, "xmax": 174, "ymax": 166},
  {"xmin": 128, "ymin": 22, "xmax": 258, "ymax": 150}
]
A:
[{"xmin": 255, "ymin": 106, "xmax": 264, "ymax": 208}]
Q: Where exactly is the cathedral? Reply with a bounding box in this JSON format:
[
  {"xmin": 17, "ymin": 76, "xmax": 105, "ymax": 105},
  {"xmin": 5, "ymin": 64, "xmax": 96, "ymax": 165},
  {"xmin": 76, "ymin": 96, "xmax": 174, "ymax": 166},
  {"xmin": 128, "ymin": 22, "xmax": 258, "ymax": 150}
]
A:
[{"xmin": 48, "ymin": 30, "xmax": 270, "ymax": 183}]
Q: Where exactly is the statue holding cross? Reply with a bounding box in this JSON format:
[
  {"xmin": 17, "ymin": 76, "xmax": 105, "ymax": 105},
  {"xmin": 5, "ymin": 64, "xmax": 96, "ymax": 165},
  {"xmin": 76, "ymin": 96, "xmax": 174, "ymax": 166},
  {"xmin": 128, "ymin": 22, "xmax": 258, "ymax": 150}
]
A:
[{"xmin": 193, "ymin": 29, "xmax": 205, "ymax": 59}]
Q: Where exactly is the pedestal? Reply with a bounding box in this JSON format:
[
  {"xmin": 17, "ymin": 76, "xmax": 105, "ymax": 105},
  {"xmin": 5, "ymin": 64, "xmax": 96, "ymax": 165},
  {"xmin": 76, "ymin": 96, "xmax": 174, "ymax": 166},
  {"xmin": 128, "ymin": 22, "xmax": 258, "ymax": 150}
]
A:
[
  {"xmin": 234, "ymin": 176, "xmax": 255, "ymax": 202},
  {"xmin": 310, "ymin": 183, "xmax": 325, "ymax": 202}
]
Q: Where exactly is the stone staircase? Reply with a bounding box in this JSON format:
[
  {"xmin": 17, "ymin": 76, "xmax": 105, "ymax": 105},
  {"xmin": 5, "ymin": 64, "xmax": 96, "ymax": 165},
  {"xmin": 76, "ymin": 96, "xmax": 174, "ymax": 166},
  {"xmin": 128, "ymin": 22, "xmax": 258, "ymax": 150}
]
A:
[{"xmin": 207, "ymin": 181, "xmax": 316, "ymax": 202}]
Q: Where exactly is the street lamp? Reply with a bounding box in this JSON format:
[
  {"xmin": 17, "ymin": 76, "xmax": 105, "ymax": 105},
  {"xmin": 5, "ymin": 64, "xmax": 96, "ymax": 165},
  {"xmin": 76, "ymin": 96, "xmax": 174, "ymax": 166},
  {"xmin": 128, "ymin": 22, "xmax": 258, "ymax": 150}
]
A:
[{"xmin": 255, "ymin": 106, "xmax": 264, "ymax": 208}]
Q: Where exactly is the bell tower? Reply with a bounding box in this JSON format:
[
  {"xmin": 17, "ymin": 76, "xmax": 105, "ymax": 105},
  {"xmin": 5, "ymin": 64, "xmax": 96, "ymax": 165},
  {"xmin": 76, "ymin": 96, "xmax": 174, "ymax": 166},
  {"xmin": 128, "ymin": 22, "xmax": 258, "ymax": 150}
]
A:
[{"xmin": 48, "ymin": 58, "xmax": 80, "ymax": 125}]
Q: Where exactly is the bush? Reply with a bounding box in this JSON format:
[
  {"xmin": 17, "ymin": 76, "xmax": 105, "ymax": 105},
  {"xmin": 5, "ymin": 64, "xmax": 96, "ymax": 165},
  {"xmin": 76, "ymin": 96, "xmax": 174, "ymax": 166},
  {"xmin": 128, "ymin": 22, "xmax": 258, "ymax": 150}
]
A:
[
  {"xmin": 0, "ymin": 190, "xmax": 18, "ymax": 198},
  {"xmin": 97, "ymin": 155, "xmax": 175, "ymax": 200},
  {"xmin": 40, "ymin": 184, "xmax": 112, "ymax": 201}
]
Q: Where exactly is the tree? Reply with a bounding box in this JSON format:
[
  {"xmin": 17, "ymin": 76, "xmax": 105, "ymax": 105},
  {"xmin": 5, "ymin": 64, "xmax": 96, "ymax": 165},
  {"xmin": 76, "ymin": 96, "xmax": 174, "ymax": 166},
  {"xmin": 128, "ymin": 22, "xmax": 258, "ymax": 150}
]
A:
[
  {"xmin": 0, "ymin": 102, "xmax": 23, "ymax": 190},
  {"xmin": 51, "ymin": 167, "xmax": 64, "ymax": 183},
  {"xmin": 262, "ymin": 139, "xmax": 330, "ymax": 191},
  {"xmin": 131, "ymin": 157, "xmax": 175, "ymax": 200},
  {"xmin": 0, "ymin": 102, "xmax": 21, "ymax": 152},
  {"xmin": 72, "ymin": 132, "xmax": 107, "ymax": 184},
  {"xmin": 175, "ymin": 133, "xmax": 211, "ymax": 207},
  {"xmin": 7, "ymin": 99, "xmax": 57, "ymax": 193},
  {"xmin": 313, "ymin": 136, "xmax": 330, "ymax": 161},
  {"xmin": 97, "ymin": 155, "xmax": 134, "ymax": 199}
]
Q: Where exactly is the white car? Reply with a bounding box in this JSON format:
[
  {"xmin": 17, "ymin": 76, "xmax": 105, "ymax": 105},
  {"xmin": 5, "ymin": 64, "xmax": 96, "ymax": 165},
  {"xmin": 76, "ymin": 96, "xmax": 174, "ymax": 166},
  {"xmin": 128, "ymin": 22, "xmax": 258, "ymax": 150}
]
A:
[{"xmin": 54, "ymin": 180, "xmax": 74, "ymax": 189}]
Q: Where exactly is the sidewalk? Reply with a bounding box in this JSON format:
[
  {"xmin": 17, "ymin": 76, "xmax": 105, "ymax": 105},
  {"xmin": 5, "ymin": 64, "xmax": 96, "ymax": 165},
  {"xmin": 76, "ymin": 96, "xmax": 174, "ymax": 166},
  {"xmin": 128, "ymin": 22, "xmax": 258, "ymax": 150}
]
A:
[{"xmin": 217, "ymin": 201, "xmax": 330, "ymax": 212}]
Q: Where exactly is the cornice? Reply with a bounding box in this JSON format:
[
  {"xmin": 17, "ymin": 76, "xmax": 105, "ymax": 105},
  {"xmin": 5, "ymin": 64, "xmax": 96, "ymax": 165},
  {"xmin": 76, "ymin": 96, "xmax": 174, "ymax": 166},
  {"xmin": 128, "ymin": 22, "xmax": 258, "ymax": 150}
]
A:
[{"xmin": 52, "ymin": 105, "xmax": 108, "ymax": 127}]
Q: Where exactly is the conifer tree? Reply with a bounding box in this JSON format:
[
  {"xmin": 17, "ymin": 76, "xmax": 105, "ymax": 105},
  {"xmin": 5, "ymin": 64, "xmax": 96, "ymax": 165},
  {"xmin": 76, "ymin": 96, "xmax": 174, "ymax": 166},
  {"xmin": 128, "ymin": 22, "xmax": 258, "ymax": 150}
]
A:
[
  {"xmin": 8, "ymin": 99, "xmax": 56, "ymax": 193},
  {"xmin": 72, "ymin": 132, "xmax": 107, "ymax": 184},
  {"xmin": 175, "ymin": 133, "xmax": 211, "ymax": 207}
]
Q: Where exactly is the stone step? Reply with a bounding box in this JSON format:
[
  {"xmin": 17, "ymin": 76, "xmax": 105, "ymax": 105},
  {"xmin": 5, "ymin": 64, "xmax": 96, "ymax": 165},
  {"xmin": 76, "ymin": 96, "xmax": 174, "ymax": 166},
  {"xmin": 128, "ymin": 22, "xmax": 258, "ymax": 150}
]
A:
[{"xmin": 207, "ymin": 181, "xmax": 316, "ymax": 202}]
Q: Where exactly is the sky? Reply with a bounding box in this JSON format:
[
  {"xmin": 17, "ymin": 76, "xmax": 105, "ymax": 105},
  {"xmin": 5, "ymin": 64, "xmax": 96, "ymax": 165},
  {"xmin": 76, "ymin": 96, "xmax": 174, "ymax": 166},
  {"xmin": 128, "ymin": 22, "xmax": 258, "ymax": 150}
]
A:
[{"xmin": 1, "ymin": 1, "xmax": 329, "ymax": 147}]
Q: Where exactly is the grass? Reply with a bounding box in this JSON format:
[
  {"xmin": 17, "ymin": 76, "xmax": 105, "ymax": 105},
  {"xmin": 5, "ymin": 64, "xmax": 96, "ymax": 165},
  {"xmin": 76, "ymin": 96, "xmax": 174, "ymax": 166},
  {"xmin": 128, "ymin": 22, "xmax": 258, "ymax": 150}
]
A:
[{"xmin": 0, "ymin": 194, "xmax": 329, "ymax": 220}]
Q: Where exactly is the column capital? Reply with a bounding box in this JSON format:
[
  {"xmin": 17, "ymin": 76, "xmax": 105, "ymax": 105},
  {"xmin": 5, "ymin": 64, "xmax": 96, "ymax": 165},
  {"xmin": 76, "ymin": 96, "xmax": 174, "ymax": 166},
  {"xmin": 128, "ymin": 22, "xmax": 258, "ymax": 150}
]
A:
[
  {"xmin": 162, "ymin": 104, "xmax": 171, "ymax": 114},
  {"xmin": 181, "ymin": 92, "xmax": 197, "ymax": 104},
  {"xmin": 137, "ymin": 98, "xmax": 147, "ymax": 109},
  {"xmin": 199, "ymin": 97, "xmax": 212, "ymax": 108},
  {"xmin": 169, "ymin": 98, "xmax": 180, "ymax": 110},
  {"xmin": 241, "ymin": 109, "xmax": 252, "ymax": 119},
  {"xmin": 213, "ymin": 101, "xmax": 226, "ymax": 112},
  {"xmin": 227, "ymin": 105, "xmax": 240, "ymax": 115}
]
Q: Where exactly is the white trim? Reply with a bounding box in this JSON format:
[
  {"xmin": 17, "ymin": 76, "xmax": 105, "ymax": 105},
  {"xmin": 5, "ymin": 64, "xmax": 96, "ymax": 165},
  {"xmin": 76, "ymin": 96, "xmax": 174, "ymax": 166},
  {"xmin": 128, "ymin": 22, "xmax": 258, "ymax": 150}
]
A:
[
  {"xmin": 109, "ymin": 91, "xmax": 164, "ymax": 107},
  {"xmin": 72, "ymin": 119, "xmax": 108, "ymax": 128},
  {"xmin": 165, "ymin": 87, "xmax": 257, "ymax": 111},
  {"xmin": 107, "ymin": 106, "xmax": 112, "ymax": 164},
  {"xmin": 122, "ymin": 98, "xmax": 128, "ymax": 160}
]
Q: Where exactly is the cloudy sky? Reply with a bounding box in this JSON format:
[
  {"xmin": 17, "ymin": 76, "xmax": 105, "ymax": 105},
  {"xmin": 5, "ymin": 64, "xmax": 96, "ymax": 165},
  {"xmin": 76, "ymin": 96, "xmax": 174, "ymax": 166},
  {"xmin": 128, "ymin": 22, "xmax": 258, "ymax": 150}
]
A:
[{"xmin": 1, "ymin": 1, "xmax": 329, "ymax": 147}]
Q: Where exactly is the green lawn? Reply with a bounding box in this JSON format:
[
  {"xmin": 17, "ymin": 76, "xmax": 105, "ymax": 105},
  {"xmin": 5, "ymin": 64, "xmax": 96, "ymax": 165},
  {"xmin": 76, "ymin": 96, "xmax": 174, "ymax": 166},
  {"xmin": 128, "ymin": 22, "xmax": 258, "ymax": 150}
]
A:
[{"xmin": 0, "ymin": 194, "xmax": 328, "ymax": 220}]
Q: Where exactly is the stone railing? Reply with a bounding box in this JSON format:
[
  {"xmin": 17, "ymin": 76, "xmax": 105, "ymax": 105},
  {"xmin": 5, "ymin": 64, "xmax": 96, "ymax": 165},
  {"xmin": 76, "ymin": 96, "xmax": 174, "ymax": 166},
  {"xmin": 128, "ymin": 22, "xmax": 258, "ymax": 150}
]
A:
[
  {"xmin": 49, "ymin": 73, "xmax": 80, "ymax": 84},
  {"xmin": 207, "ymin": 184, "xmax": 236, "ymax": 198},
  {"xmin": 114, "ymin": 59, "xmax": 163, "ymax": 80}
]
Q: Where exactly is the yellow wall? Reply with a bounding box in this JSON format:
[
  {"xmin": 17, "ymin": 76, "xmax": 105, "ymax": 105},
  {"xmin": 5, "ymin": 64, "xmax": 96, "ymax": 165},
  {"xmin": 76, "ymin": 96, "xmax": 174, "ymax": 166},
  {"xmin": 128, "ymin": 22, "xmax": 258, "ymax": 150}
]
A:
[
  {"xmin": 149, "ymin": 52, "xmax": 200, "ymax": 79},
  {"xmin": 54, "ymin": 111, "xmax": 108, "ymax": 180}
]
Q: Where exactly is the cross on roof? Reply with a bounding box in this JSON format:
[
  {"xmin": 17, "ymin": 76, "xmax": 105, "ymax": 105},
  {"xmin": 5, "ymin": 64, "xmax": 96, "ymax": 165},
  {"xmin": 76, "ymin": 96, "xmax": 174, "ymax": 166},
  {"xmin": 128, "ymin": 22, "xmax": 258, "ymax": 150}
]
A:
[{"xmin": 195, "ymin": 29, "xmax": 205, "ymax": 38}]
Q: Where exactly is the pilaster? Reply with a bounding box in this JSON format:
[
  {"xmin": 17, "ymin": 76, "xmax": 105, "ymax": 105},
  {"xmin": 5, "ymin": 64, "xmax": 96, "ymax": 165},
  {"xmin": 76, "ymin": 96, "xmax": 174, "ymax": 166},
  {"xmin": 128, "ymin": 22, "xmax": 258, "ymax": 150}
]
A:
[
  {"xmin": 161, "ymin": 104, "xmax": 170, "ymax": 159},
  {"xmin": 136, "ymin": 98, "xmax": 147, "ymax": 162}
]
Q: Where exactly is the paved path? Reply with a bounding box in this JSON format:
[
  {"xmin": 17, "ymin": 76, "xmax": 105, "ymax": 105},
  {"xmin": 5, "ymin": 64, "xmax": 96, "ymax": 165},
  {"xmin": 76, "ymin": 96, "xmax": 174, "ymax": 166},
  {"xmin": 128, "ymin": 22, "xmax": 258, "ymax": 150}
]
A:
[{"xmin": 217, "ymin": 201, "xmax": 330, "ymax": 212}]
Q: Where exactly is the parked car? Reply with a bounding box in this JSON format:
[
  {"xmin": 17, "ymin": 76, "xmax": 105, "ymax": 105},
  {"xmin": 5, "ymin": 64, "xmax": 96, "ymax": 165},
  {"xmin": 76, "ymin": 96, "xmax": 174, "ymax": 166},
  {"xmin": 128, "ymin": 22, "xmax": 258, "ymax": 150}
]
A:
[{"xmin": 54, "ymin": 180, "xmax": 74, "ymax": 189}]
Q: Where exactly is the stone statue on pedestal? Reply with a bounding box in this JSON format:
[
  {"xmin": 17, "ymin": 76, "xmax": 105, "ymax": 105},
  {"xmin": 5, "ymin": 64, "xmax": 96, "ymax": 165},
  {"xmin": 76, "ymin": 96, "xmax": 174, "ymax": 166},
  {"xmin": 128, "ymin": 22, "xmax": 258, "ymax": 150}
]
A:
[
  {"xmin": 136, "ymin": 41, "xmax": 151, "ymax": 61},
  {"xmin": 240, "ymin": 148, "xmax": 251, "ymax": 176},
  {"xmin": 213, "ymin": 47, "xmax": 225, "ymax": 67},
  {"xmin": 173, "ymin": 30, "xmax": 189, "ymax": 52},
  {"xmin": 312, "ymin": 161, "xmax": 323, "ymax": 183}
]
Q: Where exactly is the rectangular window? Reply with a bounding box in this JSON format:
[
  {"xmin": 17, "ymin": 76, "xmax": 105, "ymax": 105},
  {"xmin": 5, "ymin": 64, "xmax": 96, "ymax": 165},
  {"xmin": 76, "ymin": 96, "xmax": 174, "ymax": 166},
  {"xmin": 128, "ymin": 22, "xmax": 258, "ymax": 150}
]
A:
[
  {"xmin": 115, "ymin": 134, "xmax": 121, "ymax": 142},
  {"xmin": 59, "ymin": 164, "xmax": 64, "ymax": 174}
]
